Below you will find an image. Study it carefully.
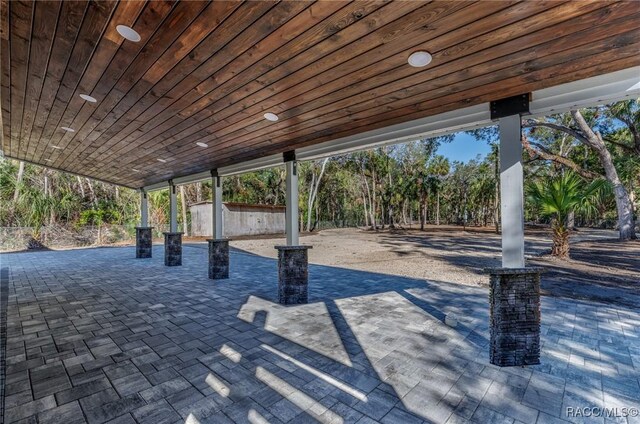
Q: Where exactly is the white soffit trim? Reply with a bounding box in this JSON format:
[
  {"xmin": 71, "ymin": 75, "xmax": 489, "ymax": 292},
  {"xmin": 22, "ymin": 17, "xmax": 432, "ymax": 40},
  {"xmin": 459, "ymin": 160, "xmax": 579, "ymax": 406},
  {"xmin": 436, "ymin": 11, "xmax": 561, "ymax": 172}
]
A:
[
  {"xmin": 297, "ymin": 67, "xmax": 640, "ymax": 161},
  {"xmin": 218, "ymin": 153, "xmax": 283, "ymax": 176},
  {"xmin": 144, "ymin": 67, "xmax": 640, "ymax": 191},
  {"xmin": 529, "ymin": 67, "xmax": 640, "ymax": 117},
  {"xmin": 296, "ymin": 103, "xmax": 492, "ymax": 161},
  {"xmin": 144, "ymin": 153, "xmax": 283, "ymax": 192}
]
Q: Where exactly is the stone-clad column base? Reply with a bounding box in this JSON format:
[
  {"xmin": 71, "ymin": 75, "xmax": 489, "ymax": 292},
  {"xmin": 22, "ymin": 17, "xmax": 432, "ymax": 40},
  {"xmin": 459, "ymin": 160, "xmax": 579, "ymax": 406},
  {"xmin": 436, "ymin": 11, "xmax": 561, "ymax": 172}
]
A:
[
  {"xmin": 163, "ymin": 232, "xmax": 183, "ymax": 266},
  {"xmin": 275, "ymin": 246, "xmax": 312, "ymax": 305},
  {"xmin": 485, "ymin": 267, "xmax": 543, "ymax": 367},
  {"xmin": 135, "ymin": 227, "xmax": 153, "ymax": 258},
  {"xmin": 208, "ymin": 239, "xmax": 229, "ymax": 279}
]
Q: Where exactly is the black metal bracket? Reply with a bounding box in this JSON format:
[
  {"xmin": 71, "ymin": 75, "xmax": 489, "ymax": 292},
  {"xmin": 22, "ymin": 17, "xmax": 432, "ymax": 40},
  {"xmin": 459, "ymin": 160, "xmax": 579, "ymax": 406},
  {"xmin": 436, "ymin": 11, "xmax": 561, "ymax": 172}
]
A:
[
  {"xmin": 283, "ymin": 150, "xmax": 296, "ymax": 162},
  {"xmin": 210, "ymin": 170, "xmax": 221, "ymax": 187},
  {"xmin": 490, "ymin": 93, "xmax": 531, "ymax": 120}
]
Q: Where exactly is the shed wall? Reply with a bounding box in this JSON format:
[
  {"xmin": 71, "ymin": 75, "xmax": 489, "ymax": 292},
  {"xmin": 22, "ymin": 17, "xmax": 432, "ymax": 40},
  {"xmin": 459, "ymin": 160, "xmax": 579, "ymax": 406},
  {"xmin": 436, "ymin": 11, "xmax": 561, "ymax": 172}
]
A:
[{"xmin": 190, "ymin": 203, "xmax": 285, "ymax": 237}]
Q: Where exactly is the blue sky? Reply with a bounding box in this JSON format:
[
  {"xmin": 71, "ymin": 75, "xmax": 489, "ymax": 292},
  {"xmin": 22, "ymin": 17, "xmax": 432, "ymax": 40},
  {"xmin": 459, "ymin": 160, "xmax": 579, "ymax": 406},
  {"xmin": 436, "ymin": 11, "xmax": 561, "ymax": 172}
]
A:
[{"xmin": 436, "ymin": 132, "xmax": 491, "ymax": 163}]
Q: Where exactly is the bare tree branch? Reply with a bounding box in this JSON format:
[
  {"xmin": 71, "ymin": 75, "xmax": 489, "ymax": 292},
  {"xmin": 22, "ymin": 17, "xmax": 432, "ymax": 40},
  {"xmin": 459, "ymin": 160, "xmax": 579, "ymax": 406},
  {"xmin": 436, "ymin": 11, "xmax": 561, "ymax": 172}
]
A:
[
  {"xmin": 602, "ymin": 135, "xmax": 637, "ymax": 154},
  {"xmin": 570, "ymin": 110, "xmax": 606, "ymax": 152},
  {"xmin": 521, "ymin": 135, "xmax": 601, "ymax": 180},
  {"xmin": 523, "ymin": 120, "xmax": 590, "ymax": 145}
]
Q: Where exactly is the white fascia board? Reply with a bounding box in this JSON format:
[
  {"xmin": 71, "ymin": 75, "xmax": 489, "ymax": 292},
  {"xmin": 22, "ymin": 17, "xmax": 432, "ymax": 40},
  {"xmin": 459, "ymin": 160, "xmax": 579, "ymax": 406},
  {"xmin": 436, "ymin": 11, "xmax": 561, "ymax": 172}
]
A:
[{"xmin": 144, "ymin": 67, "xmax": 640, "ymax": 192}]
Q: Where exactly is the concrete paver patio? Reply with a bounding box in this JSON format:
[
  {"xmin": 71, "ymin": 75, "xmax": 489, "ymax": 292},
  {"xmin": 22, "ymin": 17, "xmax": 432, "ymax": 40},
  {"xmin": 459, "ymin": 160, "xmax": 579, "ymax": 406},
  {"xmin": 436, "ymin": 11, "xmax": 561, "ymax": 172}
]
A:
[{"xmin": 1, "ymin": 245, "xmax": 638, "ymax": 424}]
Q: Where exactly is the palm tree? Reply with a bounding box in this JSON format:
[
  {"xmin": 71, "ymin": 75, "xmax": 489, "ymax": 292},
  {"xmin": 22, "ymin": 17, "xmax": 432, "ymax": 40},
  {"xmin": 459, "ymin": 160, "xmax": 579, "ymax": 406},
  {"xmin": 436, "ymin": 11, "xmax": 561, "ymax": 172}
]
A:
[{"xmin": 527, "ymin": 172, "xmax": 607, "ymax": 259}]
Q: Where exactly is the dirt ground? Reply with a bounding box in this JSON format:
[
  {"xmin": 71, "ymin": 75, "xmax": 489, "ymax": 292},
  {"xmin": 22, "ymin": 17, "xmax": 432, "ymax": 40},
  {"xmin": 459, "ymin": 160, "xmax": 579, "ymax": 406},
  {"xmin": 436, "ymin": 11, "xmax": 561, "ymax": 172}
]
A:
[
  {"xmin": 7, "ymin": 225, "xmax": 638, "ymax": 308},
  {"xmin": 226, "ymin": 226, "xmax": 640, "ymax": 309}
]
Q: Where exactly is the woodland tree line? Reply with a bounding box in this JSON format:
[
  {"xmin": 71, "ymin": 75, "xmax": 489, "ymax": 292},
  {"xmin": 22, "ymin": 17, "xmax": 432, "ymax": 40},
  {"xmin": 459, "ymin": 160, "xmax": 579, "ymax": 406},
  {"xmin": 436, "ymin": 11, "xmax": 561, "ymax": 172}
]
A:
[{"xmin": 1, "ymin": 101, "xmax": 638, "ymax": 252}]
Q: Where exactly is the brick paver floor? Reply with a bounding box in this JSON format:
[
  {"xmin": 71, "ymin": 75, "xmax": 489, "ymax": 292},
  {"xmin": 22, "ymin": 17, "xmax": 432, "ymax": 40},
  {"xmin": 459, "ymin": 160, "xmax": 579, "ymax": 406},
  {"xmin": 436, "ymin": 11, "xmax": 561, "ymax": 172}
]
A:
[{"xmin": 1, "ymin": 244, "xmax": 638, "ymax": 424}]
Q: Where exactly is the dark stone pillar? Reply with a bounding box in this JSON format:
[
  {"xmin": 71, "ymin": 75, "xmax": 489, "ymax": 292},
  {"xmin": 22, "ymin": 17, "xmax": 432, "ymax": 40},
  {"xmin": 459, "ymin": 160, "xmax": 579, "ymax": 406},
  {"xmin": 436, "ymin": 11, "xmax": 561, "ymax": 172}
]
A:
[
  {"xmin": 135, "ymin": 227, "xmax": 153, "ymax": 258},
  {"xmin": 275, "ymin": 246, "xmax": 312, "ymax": 305},
  {"xmin": 486, "ymin": 267, "xmax": 543, "ymax": 367},
  {"xmin": 163, "ymin": 232, "xmax": 183, "ymax": 266},
  {"xmin": 208, "ymin": 239, "xmax": 229, "ymax": 279}
]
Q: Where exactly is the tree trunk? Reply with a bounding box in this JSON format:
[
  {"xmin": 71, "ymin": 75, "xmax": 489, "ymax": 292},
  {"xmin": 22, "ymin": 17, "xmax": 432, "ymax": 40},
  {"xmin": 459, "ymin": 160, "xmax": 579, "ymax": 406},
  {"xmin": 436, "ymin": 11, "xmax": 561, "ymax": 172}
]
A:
[
  {"xmin": 551, "ymin": 220, "xmax": 570, "ymax": 259},
  {"xmin": 43, "ymin": 170, "xmax": 49, "ymax": 197},
  {"xmin": 311, "ymin": 198, "xmax": 320, "ymax": 231},
  {"xmin": 419, "ymin": 193, "xmax": 426, "ymax": 231},
  {"xmin": 611, "ymin": 183, "xmax": 636, "ymax": 240},
  {"xmin": 571, "ymin": 110, "xmax": 636, "ymax": 240},
  {"xmin": 363, "ymin": 174, "xmax": 375, "ymax": 229},
  {"xmin": 196, "ymin": 182, "xmax": 202, "ymax": 202},
  {"xmin": 371, "ymin": 171, "xmax": 377, "ymax": 230},
  {"xmin": 306, "ymin": 172, "xmax": 316, "ymax": 232},
  {"xmin": 86, "ymin": 178, "xmax": 97, "ymax": 206},
  {"xmin": 435, "ymin": 191, "xmax": 440, "ymax": 226},
  {"xmin": 409, "ymin": 208, "xmax": 413, "ymax": 228},
  {"xmin": 567, "ymin": 211, "xmax": 575, "ymax": 231},
  {"xmin": 13, "ymin": 161, "xmax": 25, "ymax": 202},
  {"xmin": 462, "ymin": 187, "xmax": 467, "ymax": 231},
  {"xmin": 47, "ymin": 171, "xmax": 55, "ymax": 225},
  {"xmin": 362, "ymin": 191, "xmax": 369, "ymax": 228},
  {"xmin": 77, "ymin": 176, "xmax": 85, "ymax": 199},
  {"xmin": 402, "ymin": 199, "xmax": 407, "ymax": 225},
  {"xmin": 630, "ymin": 189, "xmax": 636, "ymax": 230},
  {"xmin": 180, "ymin": 185, "xmax": 188, "ymax": 236},
  {"xmin": 299, "ymin": 209, "xmax": 304, "ymax": 233},
  {"xmin": 306, "ymin": 158, "xmax": 328, "ymax": 232}
]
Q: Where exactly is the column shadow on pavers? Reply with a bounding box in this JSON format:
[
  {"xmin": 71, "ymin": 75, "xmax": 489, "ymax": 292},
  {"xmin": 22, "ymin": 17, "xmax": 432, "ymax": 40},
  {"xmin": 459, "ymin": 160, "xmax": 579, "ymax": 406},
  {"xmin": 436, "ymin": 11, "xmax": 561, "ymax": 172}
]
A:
[{"xmin": 190, "ymin": 296, "xmax": 407, "ymax": 423}]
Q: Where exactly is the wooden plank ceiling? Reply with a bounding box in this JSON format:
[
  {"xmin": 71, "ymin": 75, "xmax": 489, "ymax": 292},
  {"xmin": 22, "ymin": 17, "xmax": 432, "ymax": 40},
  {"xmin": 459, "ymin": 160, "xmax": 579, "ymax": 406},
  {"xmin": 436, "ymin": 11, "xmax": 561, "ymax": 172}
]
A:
[{"xmin": 1, "ymin": 0, "xmax": 639, "ymax": 188}]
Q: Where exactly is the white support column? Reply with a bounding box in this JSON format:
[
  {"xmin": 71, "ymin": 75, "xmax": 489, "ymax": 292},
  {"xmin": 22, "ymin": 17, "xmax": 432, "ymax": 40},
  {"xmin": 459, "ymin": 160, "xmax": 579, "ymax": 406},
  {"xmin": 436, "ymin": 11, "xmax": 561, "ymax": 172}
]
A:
[
  {"xmin": 140, "ymin": 190, "xmax": 148, "ymax": 227},
  {"xmin": 499, "ymin": 114, "xmax": 525, "ymax": 268},
  {"xmin": 169, "ymin": 181, "xmax": 178, "ymax": 233},
  {"xmin": 285, "ymin": 160, "xmax": 299, "ymax": 246},
  {"xmin": 211, "ymin": 173, "xmax": 223, "ymax": 239}
]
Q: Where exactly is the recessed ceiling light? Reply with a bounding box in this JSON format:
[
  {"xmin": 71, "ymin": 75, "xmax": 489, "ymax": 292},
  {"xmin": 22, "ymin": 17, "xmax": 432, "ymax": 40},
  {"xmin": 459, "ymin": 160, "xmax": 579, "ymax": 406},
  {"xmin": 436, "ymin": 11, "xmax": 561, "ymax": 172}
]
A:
[
  {"xmin": 264, "ymin": 112, "xmax": 279, "ymax": 122},
  {"xmin": 116, "ymin": 25, "xmax": 141, "ymax": 42},
  {"xmin": 157, "ymin": 158, "xmax": 167, "ymax": 163},
  {"xmin": 196, "ymin": 142, "xmax": 208, "ymax": 148},
  {"xmin": 79, "ymin": 94, "xmax": 97, "ymax": 103},
  {"xmin": 51, "ymin": 145, "xmax": 62, "ymax": 149},
  {"xmin": 408, "ymin": 51, "xmax": 433, "ymax": 68},
  {"xmin": 61, "ymin": 127, "xmax": 75, "ymax": 132}
]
